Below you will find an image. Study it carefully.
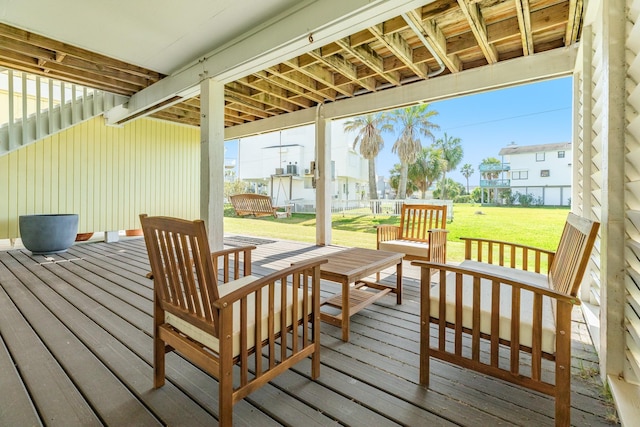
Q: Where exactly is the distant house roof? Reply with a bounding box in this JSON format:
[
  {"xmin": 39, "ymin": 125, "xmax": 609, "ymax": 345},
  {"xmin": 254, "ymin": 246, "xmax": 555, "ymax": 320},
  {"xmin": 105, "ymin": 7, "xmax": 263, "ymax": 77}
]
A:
[{"xmin": 498, "ymin": 142, "xmax": 571, "ymax": 156}]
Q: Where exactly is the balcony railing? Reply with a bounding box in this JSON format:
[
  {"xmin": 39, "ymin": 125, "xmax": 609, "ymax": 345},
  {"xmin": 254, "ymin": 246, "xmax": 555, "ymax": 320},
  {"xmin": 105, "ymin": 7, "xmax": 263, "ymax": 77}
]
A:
[
  {"xmin": 479, "ymin": 163, "xmax": 510, "ymax": 172},
  {"xmin": 480, "ymin": 179, "xmax": 511, "ymax": 187}
]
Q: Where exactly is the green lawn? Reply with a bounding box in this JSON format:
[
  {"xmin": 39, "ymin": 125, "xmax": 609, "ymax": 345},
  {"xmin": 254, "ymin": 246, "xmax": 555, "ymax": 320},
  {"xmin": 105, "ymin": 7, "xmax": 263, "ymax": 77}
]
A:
[{"xmin": 223, "ymin": 204, "xmax": 570, "ymax": 263}]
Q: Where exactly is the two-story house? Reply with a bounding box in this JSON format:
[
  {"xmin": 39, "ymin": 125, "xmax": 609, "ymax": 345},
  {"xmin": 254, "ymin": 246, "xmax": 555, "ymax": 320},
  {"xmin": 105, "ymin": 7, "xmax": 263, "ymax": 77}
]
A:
[
  {"xmin": 499, "ymin": 142, "xmax": 572, "ymax": 206},
  {"xmin": 236, "ymin": 122, "xmax": 368, "ymax": 210}
]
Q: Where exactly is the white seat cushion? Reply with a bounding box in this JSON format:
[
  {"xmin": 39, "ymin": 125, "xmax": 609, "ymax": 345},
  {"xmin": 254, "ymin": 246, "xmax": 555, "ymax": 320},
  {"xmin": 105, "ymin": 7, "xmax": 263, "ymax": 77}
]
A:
[
  {"xmin": 379, "ymin": 239, "xmax": 429, "ymax": 258},
  {"xmin": 165, "ymin": 275, "xmax": 311, "ymax": 357},
  {"xmin": 429, "ymin": 260, "xmax": 557, "ymax": 353}
]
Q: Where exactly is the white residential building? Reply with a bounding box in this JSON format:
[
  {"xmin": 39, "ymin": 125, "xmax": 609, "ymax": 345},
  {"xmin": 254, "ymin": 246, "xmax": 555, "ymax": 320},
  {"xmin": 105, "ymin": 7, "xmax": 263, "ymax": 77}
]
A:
[
  {"xmin": 236, "ymin": 122, "xmax": 369, "ymax": 209},
  {"xmin": 500, "ymin": 142, "xmax": 572, "ymax": 206}
]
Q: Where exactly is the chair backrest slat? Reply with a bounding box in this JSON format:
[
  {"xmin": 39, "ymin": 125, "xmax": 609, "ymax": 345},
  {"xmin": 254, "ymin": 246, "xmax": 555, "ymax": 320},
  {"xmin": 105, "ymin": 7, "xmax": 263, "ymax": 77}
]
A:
[
  {"xmin": 548, "ymin": 212, "xmax": 599, "ymax": 296},
  {"xmin": 141, "ymin": 214, "xmax": 220, "ymax": 333},
  {"xmin": 399, "ymin": 204, "xmax": 447, "ymax": 241}
]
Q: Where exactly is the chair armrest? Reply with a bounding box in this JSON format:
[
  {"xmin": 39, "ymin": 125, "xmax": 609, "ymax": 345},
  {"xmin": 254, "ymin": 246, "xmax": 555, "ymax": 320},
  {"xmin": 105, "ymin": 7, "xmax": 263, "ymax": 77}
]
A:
[
  {"xmin": 376, "ymin": 225, "xmax": 400, "ymax": 247},
  {"xmin": 214, "ymin": 258, "xmax": 328, "ymax": 307},
  {"xmin": 411, "ymin": 261, "xmax": 580, "ymax": 305},
  {"xmin": 427, "ymin": 229, "xmax": 449, "ymax": 263},
  {"xmin": 211, "ymin": 245, "xmax": 256, "ymax": 283},
  {"xmin": 460, "ymin": 237, "xmax": 555, "ymax": 274}
]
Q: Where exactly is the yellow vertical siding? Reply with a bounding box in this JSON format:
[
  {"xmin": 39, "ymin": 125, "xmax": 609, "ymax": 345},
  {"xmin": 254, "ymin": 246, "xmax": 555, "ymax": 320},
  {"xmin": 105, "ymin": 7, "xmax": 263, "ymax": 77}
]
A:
[{"xmin": 0, "ymin": 116, "xmax": 200, "ymax": 238}]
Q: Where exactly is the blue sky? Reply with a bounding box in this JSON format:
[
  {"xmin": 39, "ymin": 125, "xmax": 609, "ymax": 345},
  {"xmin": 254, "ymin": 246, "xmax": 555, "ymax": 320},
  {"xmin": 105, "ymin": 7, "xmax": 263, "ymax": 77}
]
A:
[
  {"xmin": 374, "ymin": 76, "xmax": 573, "ymax": 184},
  {"xmin": 226, "ymin": 76, "xmax": 572, "ymax": 185}
]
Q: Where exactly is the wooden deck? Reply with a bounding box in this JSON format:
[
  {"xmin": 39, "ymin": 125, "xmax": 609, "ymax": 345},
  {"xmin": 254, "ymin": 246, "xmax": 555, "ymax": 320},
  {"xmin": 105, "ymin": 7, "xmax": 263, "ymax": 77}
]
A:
[{"xmin": 0, "ymin": 236, "xmax": 617, "ymax": 426}]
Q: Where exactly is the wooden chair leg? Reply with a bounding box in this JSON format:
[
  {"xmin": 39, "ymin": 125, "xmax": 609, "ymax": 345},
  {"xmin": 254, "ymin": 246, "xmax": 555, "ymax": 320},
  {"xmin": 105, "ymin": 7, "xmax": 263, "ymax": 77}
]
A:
[
  {"xmin": 311, "ymin": 341, "xmax": 321, "ymax": 380},
  {"xmin": 555, "ymin": 305, "xmax": 572, "ymax": 426},
  {"xmin": 153, "ymin": 334, "xmax": 166, "ymax": 389},
  {"xmin": 219, "ymin": 313, "xmax": 235, "ymax": 427},
  {"xmin": 419, "ymin": 266, "xmax": 430, "ymax": 387}
]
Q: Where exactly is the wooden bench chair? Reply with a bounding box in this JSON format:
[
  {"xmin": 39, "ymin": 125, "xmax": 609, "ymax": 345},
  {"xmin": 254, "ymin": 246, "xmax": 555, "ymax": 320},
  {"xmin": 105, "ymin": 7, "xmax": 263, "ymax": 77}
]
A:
[
  {"xmin": 230, "ymin": 193, "xmax": 292, "ymax": 218},
  {"xmin": 412, "ymin": 212, "xmax": 599, "ymax": 426},
  {"xmin": 376, "ymin": 204, "xmax": 448, "ymax": 263},
  {"xmin": 140, "ymin": 214, "xmax": 325, "ymax": 427}
]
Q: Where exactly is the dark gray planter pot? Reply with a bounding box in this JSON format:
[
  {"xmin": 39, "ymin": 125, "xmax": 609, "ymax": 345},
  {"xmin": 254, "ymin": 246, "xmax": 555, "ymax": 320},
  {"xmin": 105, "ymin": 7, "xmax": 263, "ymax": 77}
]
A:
[{"xmin": 19, "ymin": 214, "xmax": 79, "ymax": 255}]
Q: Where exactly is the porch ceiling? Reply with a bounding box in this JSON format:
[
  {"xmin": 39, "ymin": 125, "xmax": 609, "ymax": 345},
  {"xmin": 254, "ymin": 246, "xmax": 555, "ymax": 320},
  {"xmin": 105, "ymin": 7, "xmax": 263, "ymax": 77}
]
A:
[{"xmin": 0, "ymin": 0, "xmax": 583, "ymax": 128}]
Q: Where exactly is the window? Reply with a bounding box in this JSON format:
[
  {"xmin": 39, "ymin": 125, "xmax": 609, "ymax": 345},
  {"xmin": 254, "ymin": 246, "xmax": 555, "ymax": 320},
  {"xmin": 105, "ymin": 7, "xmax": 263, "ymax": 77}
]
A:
[
  {"xmin": 558, "ymin": 151, "xmax": 565, "ymax": 158},
  {"xmin": 536, "ymin": 152, "xmax": 545, "ymax": 161},
  {"xmin": 540, "ymin": 169, "xmax": 550, "ymax": 177},
  {"xmin": 512, "ymin": 171, "xmax": 528, "ymax": 180}
]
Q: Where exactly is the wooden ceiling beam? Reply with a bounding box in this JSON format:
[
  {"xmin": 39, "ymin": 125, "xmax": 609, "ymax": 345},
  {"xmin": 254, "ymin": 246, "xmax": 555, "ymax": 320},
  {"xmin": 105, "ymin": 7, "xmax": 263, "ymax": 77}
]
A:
[
  {"xmin": 251, "ymin": 91, "xmax": 297, "ymax": 113},
  {"xmin": 253, "ymin": 71, "xmax": 324, "ymax": 104},
  {"xmin": 308, "ymin": 48, "xmax": 377, "ymax": 92},
  {"xmin": 565, "ymin": 0, "xmax": 583, "ymax": 45},
  {"xmin": 224, "ymin": 100, "xmax": 270, "ymax": 119},
  {"xmin": 284, "ymin": 58, "xmax": 354, "ymax": 97},
  {"xmin": 487, "ymin": 3, "xmax": 569, "ymax": 45},
  {"xmin": 224, "ymin": 86, "xmax": 273, "ymax": 119},
  {"xmin": 456, "ymin": 0, "xmax": 498, "ymax": 63},
  {"xmin": 239, "ymin": 76, "xmax": 311, "ymax": 109},
  {"xmin": 368, "ymin": 24, "xmax": 428, "ymax": 78},
  {"xmin": 222, "ymin": 106, "xmax": 252, "ymax": 124},
  {"xmin": 0, "ymin": 23, "xmax": 162, "ymax": 81},
  {"xmin": 150, "ymin": 110, "xmax": 200, "ymax": 126},
  {"xmin": 0, "ymin": 35, "xmax": 154, "ymax": 89},
  {"xmin": 334, "ymin": 36, "xmax": 401, "ymax": 86},
  {"xmin": 0, "ymin": 50, "xmax": 137, "ymax": 96},
  {"xmin": 265, "ymin": 67, "xmax": 335, "ymax": 101},
  {"xmin": 153, "ymin": 105, "xmax": 201, "ymax": 122},
  {"xmin": 405, "ymin": 9, "xmax": 462, "ymax": 73},
  {"xmin": 514, "ymin": 0, "xmax": 534, "ymax": 55}
]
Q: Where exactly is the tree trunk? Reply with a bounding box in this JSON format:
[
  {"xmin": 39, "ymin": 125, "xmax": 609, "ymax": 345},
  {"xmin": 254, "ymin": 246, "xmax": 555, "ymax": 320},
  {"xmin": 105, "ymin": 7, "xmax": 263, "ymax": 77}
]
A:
[
  {"xmin": 398, "ymin": 162, "xmax": 409, "ymax": 199},
  {"xmin": 368, "ymin": 158, "xmax": 378, "ymax": 200},
  {"xmin": 440, "ymin": 171, "xmax": 447, "ymax": 199}
]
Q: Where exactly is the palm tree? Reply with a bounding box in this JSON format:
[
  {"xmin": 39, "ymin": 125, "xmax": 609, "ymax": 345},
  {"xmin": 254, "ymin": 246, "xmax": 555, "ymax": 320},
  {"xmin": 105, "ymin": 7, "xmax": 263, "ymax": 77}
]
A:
[
  {"xmin": 343, "ymin": 113, "xmax": 392, "ymax": 200},
  {"xmin": 389, "ymin": 163, "xmax": 418, "ymax": 197},
  {"xmin": 434, "ymin": 133, "xmax": 463, "ymax": 200},
  {"xmin": 390, "ymin": 104, "xmax": 440, "ymax": 199},
  {"xmin": 408, "ymin": 146, "xmax": 445, "ymax": 198},
  {"xmin": 460, "ymin": 163, "xmax": 474, "ymax": 194}
]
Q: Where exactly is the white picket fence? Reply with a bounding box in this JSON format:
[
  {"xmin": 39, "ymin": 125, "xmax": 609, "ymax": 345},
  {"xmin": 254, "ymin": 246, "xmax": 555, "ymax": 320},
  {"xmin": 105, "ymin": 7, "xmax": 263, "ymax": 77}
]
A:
[{"xmin": 289, "ymin": 198, "xmax": 454, "ymax": 221}]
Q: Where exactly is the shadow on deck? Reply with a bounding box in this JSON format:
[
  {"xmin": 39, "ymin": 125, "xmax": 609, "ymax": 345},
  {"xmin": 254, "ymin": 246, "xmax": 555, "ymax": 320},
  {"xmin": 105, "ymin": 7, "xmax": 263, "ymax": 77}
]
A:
[{"xmin": 0, "ymin": 237, "xmax": 617, "ymax": 426}]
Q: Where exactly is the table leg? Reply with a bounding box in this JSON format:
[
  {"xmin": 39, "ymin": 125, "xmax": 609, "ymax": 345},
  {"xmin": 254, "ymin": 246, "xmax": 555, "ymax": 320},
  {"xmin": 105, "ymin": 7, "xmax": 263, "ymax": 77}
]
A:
[
  {"xmin": 341, "ymin": 279, "xmax": 350, "ymax": 341},
  {"xmin": 396, "ymin": 260, "xmax": 402, "ymax": 305}
]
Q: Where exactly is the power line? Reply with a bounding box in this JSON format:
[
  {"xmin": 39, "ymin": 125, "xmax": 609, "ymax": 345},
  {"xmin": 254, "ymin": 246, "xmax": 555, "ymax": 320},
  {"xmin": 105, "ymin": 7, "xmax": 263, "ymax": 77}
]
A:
[{"xmin": 442, "ymin": 107, "xmax": 571, "ymax": 131}]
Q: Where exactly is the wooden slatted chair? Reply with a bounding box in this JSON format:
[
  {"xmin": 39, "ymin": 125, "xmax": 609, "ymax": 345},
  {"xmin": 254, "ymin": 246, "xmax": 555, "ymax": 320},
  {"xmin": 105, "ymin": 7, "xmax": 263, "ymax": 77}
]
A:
[
  {"xmin": 140, "ymin": 214, "xmax": 325, "ymax": 427},
  {"xmin": 376, "ymin": 204, "xmax": 448, "ymax": 263},
  {"xmin": 412, "ymin": 212, "xmax": 599, "ymax": 426}
]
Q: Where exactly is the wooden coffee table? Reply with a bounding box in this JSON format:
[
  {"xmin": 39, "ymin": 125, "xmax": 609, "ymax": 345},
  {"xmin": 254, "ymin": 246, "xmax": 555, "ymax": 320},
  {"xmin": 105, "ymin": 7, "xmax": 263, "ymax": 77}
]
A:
[{"xmin": 303, "ymin": 247, "xmax": 403, "ymax": 342}]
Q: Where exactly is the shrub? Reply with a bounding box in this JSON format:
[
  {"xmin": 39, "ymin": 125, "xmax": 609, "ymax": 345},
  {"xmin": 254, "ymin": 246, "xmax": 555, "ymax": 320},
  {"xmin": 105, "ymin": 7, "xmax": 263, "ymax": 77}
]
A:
[{"xmin": 454, "ymin": 195, "xmax": 473, "ymax": 203}]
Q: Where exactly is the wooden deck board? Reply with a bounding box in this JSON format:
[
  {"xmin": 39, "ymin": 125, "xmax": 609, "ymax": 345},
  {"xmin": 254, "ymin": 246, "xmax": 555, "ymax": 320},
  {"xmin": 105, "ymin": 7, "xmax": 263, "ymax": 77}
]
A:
[
  {"xmin": 0, "ymin": 237, "xmax": 618, "ymax": 426},
  {"xmin": 0, "ymin": 254, "xmax": 106, "ymax": 427}
]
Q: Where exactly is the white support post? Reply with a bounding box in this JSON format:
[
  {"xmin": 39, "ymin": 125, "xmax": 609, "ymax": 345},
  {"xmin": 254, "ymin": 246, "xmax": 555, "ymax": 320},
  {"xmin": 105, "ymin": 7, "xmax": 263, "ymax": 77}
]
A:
[
  {"xmin": 599, "ymin": 0, "xmax": 626, "ymax": 379},
  {"xmin": 200, "ymin": 78, "xmax": 225, "ymax": 251},
  {"xmin": 315, "ymin": 105, "xmax": 332, "ymax": 246}
]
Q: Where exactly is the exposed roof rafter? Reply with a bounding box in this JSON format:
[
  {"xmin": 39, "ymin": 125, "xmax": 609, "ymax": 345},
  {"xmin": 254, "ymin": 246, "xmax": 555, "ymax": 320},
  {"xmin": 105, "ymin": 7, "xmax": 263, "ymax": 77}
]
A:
[
  {"xmin": 456, "ymin": 0, "xmax": 498, "ymax": 64},
  {"xmin": 0, "ymin": 0, "xmax": 584, "ymax": 129},
  {"xmin": 514, "ymin": 0, "xmax": 534, "ymax": 55}
]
